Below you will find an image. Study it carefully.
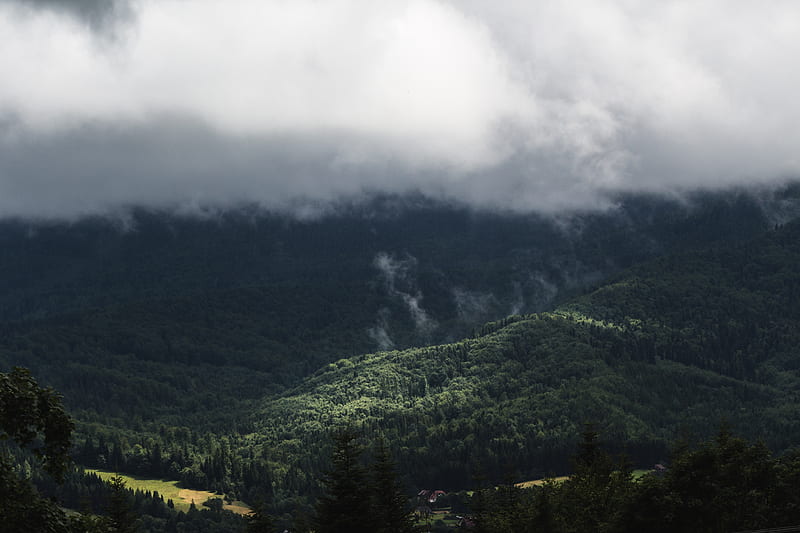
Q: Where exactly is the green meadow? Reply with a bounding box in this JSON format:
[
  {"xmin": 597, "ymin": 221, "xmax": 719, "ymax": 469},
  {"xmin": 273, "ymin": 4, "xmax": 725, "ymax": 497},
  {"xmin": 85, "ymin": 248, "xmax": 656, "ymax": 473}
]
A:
[{"xmin": 86, "ymin": 469, "xmax": 251, "ymax": 515}]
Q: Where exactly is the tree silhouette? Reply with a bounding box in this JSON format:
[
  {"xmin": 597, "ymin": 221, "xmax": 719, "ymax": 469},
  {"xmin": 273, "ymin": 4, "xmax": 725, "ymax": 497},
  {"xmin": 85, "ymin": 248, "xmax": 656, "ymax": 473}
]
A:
[
  {"xmin": 314, "ymin": 429, "xmax": 372, "ymax": 533},
  {"xmin": 0, "ymin": 367, "xmax": 75, "ymax": 532},
  {"xmin": 369, "ymin": 437, "xmax": 418, "ymax": 533},
  {"xmin": 246, "ymin": 500, "xmax": 276, "ymax": 533},
  {"xmin": 107, "ymin": 475, "xmax": 138, "ymax": 533},
  {"xmin": 1, "ymin": 367, "xmax": 74, "ymax": 479}
]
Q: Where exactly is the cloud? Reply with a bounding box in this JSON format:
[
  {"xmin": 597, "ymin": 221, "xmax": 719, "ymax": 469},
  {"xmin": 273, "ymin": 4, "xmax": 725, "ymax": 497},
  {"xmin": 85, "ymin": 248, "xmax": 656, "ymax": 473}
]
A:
[
  {"xmin": 373, "ymin": 252, "xmax": 437, "ymax": 334},
  {"xmin": 1, "ymin": 0, "xmax": 799, "ymax": 218},
  {"xmin": 2, "ymin": 0, "xmax": 133, "ymax": 32},
  {"xmin": 452, "ymin": 288, "xmax": 496, "ymax": 324},
  {"xmin": 367, "ymin": 307, "xmax": 395, "ymax": 352}
]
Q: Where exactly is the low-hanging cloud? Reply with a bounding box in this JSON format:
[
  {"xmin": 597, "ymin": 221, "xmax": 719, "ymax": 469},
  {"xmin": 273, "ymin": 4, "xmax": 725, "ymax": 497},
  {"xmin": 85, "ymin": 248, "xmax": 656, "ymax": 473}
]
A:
[
  {"xmin": 373, "ymin": 252, "xmax": 437, "ymax": 335},
  {"xmin": 1, "ymin": 0, "xmax": 799, "ymax": 218},
  {"xmin": 367, "ymin": 307, "xmax": 395, "ymax": 352}
]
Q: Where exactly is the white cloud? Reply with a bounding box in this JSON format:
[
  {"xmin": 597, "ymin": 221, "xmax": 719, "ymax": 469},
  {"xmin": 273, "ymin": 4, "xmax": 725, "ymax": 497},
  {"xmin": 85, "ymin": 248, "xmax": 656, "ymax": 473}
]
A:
[
  {"xmin": 0, "ymin": 0, "xmax": 533, "ymax": 169},
  {"xmin": 1, "ymin": 0, "xmax": 799, "ymax": 218}
]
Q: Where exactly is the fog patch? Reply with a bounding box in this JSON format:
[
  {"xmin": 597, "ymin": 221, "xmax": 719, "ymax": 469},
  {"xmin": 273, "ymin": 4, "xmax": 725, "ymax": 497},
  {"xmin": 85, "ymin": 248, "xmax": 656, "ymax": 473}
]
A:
[
  {"xmin": 748, "ymin": 184, "xmax": 800, "ymax": 227},
  {"xmin": 508, "ymin": 282, "xmax": 525, "ymax": 316},
  {"xmin": 529, "ymin": 272, "xmax": 559, "ymax": 308},
  {"xmin": 452, "ymin": 288, "xmax": 497, "ymax": 323},
  {"xmin": 367, "ymin": 307, "xmax": 395, "ymax": 352},
  {"xmin": 373, "ymin": 252, "xmax": 437, "ymax": 335}
]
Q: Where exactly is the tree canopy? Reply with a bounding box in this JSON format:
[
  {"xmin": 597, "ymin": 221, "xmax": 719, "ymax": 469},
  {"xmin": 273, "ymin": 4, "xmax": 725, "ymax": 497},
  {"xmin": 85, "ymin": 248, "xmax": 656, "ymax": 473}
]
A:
[{"xmin": 0, "ymin": 367, "xmax": 74, "ymax": 531}]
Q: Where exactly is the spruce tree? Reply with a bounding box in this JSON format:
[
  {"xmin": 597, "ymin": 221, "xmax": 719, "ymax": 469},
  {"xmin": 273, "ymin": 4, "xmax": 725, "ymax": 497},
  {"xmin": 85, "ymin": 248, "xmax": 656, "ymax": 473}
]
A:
[
  {"xmin": 369, "ymin": 437, "xmax": 418, "ymax": 533},
  {"xmin": 107, "ymin": 475, "xmax": 138, "ymax": 533},
  {"xmin": 314, "ymin": 429, "xmax": 372, "ymax": 533},
  {"xmin": 246, "ymin": 500, "xmax": 276, "ymax": 533}
]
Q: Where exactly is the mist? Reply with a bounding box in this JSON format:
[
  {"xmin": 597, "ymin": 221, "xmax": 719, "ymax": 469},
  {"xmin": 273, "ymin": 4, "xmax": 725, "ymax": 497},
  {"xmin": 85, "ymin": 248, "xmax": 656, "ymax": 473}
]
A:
[
  {"xmin": 373, "ymin": 252, "xmax": 437, "ymax": 335},
  {"xmin": 1, "ymin": 0, "xmax": 799, "ymax": 219}
]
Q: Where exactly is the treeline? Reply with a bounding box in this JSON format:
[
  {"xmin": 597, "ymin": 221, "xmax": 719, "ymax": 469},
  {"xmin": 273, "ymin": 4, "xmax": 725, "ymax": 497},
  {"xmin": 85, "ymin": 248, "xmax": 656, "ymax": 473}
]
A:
[
  {"xmin": 72, "ymin": 430, "xmax": 274, "ymax": 504},
  {"xmin": 36, "ymin": 469, "xmax": 246, "ymax": 533},
  {"xmin": 8, "ymin": 364, "xmax": 800, "ymax": 533},
  {"xmin": 2, "ymin": 367, "xmax": 248, "ymax": 532},
  {"xmin": 471, "ymin": 426, "xmax": 800, "ymax": 533}
]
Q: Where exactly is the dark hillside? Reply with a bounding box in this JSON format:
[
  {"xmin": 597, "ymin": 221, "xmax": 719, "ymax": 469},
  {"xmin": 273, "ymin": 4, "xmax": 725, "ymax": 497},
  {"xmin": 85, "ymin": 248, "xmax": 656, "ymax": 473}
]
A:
[
  {"xmin": 0, "ymin": 192, "xmax": 782, "ymax": 403},
  {"xmin": 247, "ymin": 218, "xmax": 800, "ymax": 496},
  {"xmin": 1, "ymin": 189, "xmax": 799, "ymax": 508}
]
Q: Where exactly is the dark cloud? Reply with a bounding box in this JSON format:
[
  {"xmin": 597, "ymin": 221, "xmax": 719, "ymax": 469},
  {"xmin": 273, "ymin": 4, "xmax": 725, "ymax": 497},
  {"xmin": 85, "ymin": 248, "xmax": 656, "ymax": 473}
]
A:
[
  {"xmin": 2, "ymin": 0, "xmax": 133, "ymax": 31},
  {"xmin": 0, "ymin": 118, "xmax": 438, "ymax": 219},
  {"xmin": 0, "ymin": 117, "xmax": 629, "ymax": 219},
  {"xmin": 0, "ymin": 1, "xmax": 798, "ymax": 219}
]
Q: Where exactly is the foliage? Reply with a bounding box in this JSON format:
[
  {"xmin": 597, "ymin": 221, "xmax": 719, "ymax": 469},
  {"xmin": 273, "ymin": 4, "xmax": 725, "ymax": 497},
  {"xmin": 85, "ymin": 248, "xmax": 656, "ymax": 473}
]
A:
[
  {"xmin": 369, "ymin": 437, "xmax": 419, "ymax": 533},
  {"xmin": 237, "ymin": 217, "xmax": 800, "ymax": 506},
  {"xmin": 108, "ymin": 475, "xmax": 139, "ymax": 533},
  {"xmin": 314, "ymin": 429, "xmax": 372, "ymax": 533},
  {"xmin": 0, "ymin": 454, "xmax": 73, "ymax": 533},
  {"xmin": 1, "ymin": 368, "xmax": 247, "ymax": 532},
  {"xmin": 246, "ymin": 500, "xmax": 276, "ymax": 533},
  {"xmin": 0, "ymin": 367, "xmax": 75, "ymax": 531},
  {"xmin": 472, "ymin": 427, "xmax": 800, "ymax": 533},
  {"xmin": 1, "ymin": 367, "xmax": 74, "ymax": 479},
  {"xmin": 3, "ymin": 189, "xmax": 800, "ymax": 519},
  {"xmin": 314, "ymin": 430, "xmax": 418, "ymax": 533}
]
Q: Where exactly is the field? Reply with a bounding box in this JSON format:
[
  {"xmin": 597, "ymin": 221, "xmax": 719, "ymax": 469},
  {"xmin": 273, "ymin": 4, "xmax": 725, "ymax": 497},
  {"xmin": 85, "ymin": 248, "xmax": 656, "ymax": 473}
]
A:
[
  {"xmin": 515, "ymin": 470, "xmax": 651, "ymax": 489},
  {"xmin": 515, "ymin": 476, "xmax": 570, "ymax": 489},
  {"xmin": 86, "ymin": 469, "xmax": 252, "ymax": 515}
]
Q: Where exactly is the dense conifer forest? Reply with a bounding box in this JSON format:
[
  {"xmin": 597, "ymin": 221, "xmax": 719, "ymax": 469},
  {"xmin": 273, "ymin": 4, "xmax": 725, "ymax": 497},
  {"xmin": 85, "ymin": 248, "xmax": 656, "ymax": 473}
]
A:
[{"xmin": 3, "ymin": 189, "xmax": 800, "ymax": 530}]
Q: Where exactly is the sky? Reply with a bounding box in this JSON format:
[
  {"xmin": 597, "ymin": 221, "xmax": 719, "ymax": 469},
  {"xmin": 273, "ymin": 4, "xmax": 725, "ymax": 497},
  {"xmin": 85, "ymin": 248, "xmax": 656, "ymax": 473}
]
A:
[{"xmin": 1, "ymin": 0, "xmax": 799, "ymax": 219}]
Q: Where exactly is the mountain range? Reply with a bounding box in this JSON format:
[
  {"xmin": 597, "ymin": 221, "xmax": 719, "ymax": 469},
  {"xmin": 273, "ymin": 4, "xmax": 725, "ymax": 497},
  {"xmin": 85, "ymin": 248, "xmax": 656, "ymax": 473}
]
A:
[{"xmin": 2, "ymin": 186, "xmax": 800, "ymax": 513}]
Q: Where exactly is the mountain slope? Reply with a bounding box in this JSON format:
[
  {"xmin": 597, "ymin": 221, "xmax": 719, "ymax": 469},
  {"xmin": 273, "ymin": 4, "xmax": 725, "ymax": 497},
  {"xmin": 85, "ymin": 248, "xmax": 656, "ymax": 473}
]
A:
[
  {"xmin": 0, "ymin": 190, "xmax": 783, "ymax": 431},
  {"xmin": 2, "ymin": 189, "xmax": 800, "ymax": 507},
  {"xmin": 249, "ymin": 219, "xmax": 800, "ymax": 494}
]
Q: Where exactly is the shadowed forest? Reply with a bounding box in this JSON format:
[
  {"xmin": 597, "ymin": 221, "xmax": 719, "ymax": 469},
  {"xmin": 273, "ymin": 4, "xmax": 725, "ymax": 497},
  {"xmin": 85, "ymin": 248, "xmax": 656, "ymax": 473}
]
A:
[{"xmin": 4, "ymin": 190, "xmax": 800, "ymax": 531}]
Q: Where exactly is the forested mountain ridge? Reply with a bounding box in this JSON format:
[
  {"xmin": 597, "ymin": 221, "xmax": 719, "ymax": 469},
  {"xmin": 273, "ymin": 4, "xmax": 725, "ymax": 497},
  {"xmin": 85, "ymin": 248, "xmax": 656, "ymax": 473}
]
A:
[
  {"xmin": 0, "ymin": 189, "xmax": 782, "ymax": 326},
  {"xmin": 248, "ymin": 218, "xmax": 800, "ymax": 501},
  {"xmin": 2, "ymin": 188, "xmax": 800, "ymax": 520},
  {"xmin": 0, "ymin": 190, "xmax": 787, "ymax": 430}
]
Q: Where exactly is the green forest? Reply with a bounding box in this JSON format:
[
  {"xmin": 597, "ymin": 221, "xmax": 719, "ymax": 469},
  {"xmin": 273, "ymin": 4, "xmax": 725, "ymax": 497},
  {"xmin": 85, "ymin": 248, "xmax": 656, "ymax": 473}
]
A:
[
  {"xmin": 5, "ymin": 370, "xmax": 800, "ymax": 532},
  {"xmin": 3, "ymin": 190, "xmax": 800, "ymax": 531}
]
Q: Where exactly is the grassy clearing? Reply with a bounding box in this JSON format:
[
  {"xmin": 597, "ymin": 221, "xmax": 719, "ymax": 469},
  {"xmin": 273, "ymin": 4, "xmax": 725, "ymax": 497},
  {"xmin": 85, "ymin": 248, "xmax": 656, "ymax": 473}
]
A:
[
  {"xmin": 515, "ymin": 476, "xmax": 570, "ymax": 489},
  {"xmin": 85, "ymin": 469, "xmax": 251, "ymax": 515},
  {"xmin": 515, "ymin": 469, "xmax": 653, "ymax": 489}
]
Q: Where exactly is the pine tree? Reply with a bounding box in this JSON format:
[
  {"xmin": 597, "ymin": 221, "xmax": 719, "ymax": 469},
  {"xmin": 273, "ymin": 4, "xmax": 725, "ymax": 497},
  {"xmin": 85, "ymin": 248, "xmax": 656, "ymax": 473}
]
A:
[
  {"xmin": 246, "ymin": 500, "xmax": 276, "ymax": 533},
  {"xmin": 369, "ymin": 437, "xmax": 418, "ymax": 533},
  {"xmin": 563, "ymin": 424, "xmax": 632, "ymax": 532},
  {"xmin": 314, "ymin": 429, "xmax": 372, "ymax": 533},
  {"xmin": 107, "ymin": 475, "xmax": 138, "ymax": 533}
]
